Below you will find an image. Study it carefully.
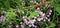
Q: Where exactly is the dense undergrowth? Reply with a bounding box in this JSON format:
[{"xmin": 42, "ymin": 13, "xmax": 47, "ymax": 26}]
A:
[{"xmin": 0, "ymin": 0, "xmax": 60, "ymax": 28}]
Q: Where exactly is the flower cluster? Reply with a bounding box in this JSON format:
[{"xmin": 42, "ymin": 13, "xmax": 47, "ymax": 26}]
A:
[{"xmin": 20, "ymin": 5, "xmax": 53, "ymax": 28}]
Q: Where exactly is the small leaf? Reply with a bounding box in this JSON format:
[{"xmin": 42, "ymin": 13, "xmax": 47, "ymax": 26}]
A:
[
  {"xmin": 46, "ymin": 27, "xmax": 50, "ymax": 28},
  {"xmin": 55, "ymin": 7, "xmax": 60, "ymax": 14},
  {"xmin": 2, "ymin": 21, "xmax": 7, "ymax": 26},
  {"xmin": 49, "ymin": 23, "xmax": 56, "ymax": 27},
  {"xmin": 29, "ymin": 11, "xmax": 39, "ymax": 18}
]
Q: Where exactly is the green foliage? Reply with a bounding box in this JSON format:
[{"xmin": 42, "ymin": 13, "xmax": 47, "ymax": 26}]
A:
[
  {"xmin": 49, "ymin": 23, "xmax": 56, "ymax": 28},
  {"xmin": 1, "ymin": 21, "xmax": 7, "ymax": 26},
  {"xmin": 24, "ymin": 0, "xmax": 30, "ymax": 6},
  {"xmin": 29, "ymin": 11, "xmax": 39, "ymax": 18},
  {"xmin": 41, "ymin": 6, "xmax": 47, "ymax": 13},
  {"xmin": 55, "ymin": 7, "xmax": 60, "ymax": 14},
  {"xmin": 6, "ymin": 10, "xmax": 17, "ymax": 22},
  {"xmin": 36, "ymin": 0, "xmax": 41, "ymax": 3},
  {"xmin": 0, "ymin": 0, "xmax": 60, "ymax": 28}
]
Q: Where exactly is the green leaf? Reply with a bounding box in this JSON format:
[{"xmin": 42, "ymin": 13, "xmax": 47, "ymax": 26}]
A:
[
  {"xmin": 7, "ymin": 10, "xmax": 17, "ymax": 19},
  {"xmin": 46, "ymin": 27, "xmax": 50, "ymax": 28},
  {"xmin": 49, "ymin": 23, "xmax": 56, "ymax": 27},
  {"xmin": 29, "ymin": 11, "xmax": 39, "ymax": 18},
  {"xmin": 55, "ymin": 7, "xmax": 60, "ymax": 14},
  {"xmin": 2, "ymin": 21, "xmax": 7, "ymax": 26},
  {"xmin": 3, "ymin": 0, "xmax": 10, "ymax": 9}
]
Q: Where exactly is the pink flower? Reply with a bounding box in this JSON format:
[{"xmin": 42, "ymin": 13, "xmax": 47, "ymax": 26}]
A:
[
  {"xmin": 40, "ymin": 12, "xmax": 45, "ymax": 17},
  {"xmin": 37, "ymin": 7, "xmax": 40, "ymax": 10}
]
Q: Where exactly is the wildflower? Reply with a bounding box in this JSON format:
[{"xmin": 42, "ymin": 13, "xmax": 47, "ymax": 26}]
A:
[
  {"xmin": 47, "ymin": 15, "xmax": 49, "ymax": 17},
  {"xmin": 37, "ymin": 18, "xmax": 41, "ymax": 21},
  {"xmin": 20, "ymin": 22, "xmax": 23, "ymax": 25},
  {"xmin": 43, "ymin": 19, "xmax": 46, "ymax": 21},
  {"xmin": 40, "ymin": 17, "xmax": 43, "ymax": 20},
  {"xmin": 37, "ymin": 7, "xmax": 40, "ymax": 10},
  {"xmin": 31, "ymin": 24, "xmax": 35, "ymax": 27},
  {"xmin": 34, "ymin": 1, "xmax": 37, "ymax": 3},
  {"xmin": 29, "ymin": 24, "xmax": 32, "ymax": 27},
  {"xmin": 29, "ymin": 19, "xmax": 35, "ymax": 24},
  {"xmin": 21, "ymin": 24, "xmax": 24, "ymax": 28},
  {"xmin": 48, "ymin": 19, "xmax": 50, "ymax": 22},
  {"xmin": 22, "ymin": 16, "xmax": 27, "ymax": 19},
  {"xmin": 46, "ymin": 17, "xmax": 48, "ymax": 19},
  {"xmin": 49, "ymin": 12, "xmax": 51, "ymax": 15},
  {"xmin": 0, "ymin": 16, "xmax": 6, "ymax": 23},
  {"xmin": 34, "ymin": 17, "xmax": 37, "ymax": 19},
  {"xmin": 16, "ymin": 24, "xmax": 19, "ymax": 28},
  {"xmin": 40, "ymin": 12, "xmax": 45, "ymax": 17},
  {"xmin": 50, "ymin": 10, "xmax": 52, "ymax": 12}
]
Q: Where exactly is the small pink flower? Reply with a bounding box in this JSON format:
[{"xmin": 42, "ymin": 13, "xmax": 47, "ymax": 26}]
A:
[
  {"xmin": 40, "ymin": 18, "xmax": 43, "ymax": 20},
  {"xmin": 50, "ymin": 10, "xmax": 52, "ymax": 12},
  {"xmin": 40, "ymin": 12, "xmax": 45, "ymax": 17},
  {"xmin": 37, "ymin": 7, "xmax": 40, "ymax": 10}
]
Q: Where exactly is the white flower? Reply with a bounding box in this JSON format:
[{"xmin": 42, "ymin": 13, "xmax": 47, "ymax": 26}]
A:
[
  {"xmin": 29, "ymin": 25, "xmax": 32, "ymax": 27},
  {"xmin": 33, "ymin": 19, "xmax": 36, "ymax": 22},
  {"xmin": 49, "ymin": 13, "xmax": 51, "ymax": 15},
  {"xmin": 48, "ymin": 19, "xmax": 50, "ymax": 22},
  {"xmin": 20, "ymin": 22, "xmax": 22, "ymax": 24},
  {"xmin": 37, "ymin": 7, "xmax": 40, "ymax": 10},
  {"xmin": 22, "ymin": 16, "xmax": 27, "ymax": 19},
  {"xmin": 0, "ymin": 16, "xmax": 6, "ymax": 23},
  {"xmin": 30, "ymin": 0, "xmax": 33, "ymax": 2},
  {"xmin": 40, "ymin": 17, "xmax": 43, "ymax": 20},
  {"xmin": 46, "ymin": 17, "xmax": 48, "ymax": 19},
  {"xmin": 21, "ymin": 25, "xmax": 24, "ymax": 28},
  {"xmin": 29, "ymin": 20, "xmax": 35, "ymax": 24},
  {"xmin": 45, "ymin": 4, "xmax": 48, "ymax": 7},
  {"xmin": 37, "ymin": 18, "xmax": 41, "ymax": 21},
  {"xmin": 50, "ymin": 10, "xmax": 52, "ymax": 12},
  {"xmin": 43, "ymin": 19, "xmax": 46, "ymax": 21},
  {"xmin": 37, "ymin": 15, "xmax": 39, "ymax": 17},
  {"xmin": 36, "ymin": 2, "xmax": 38, "ymax": 4},
  {"xmin": 34, "ymin": 17, "xmax": 37, "ymax": 19},
  {"xmin": 34, "ymin": 1, "xmax": 37, "ymax": 3},
  {"xmin": 47, "ymin": 15, "xmax": 49, "ymax": 17},
  {"xmin": 16, "ymin": 25, "xmax": 19, "ymax": 28},
  {"xmin": 31, "ymin": 24, "xmax": 35, "ymax": 27}
]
